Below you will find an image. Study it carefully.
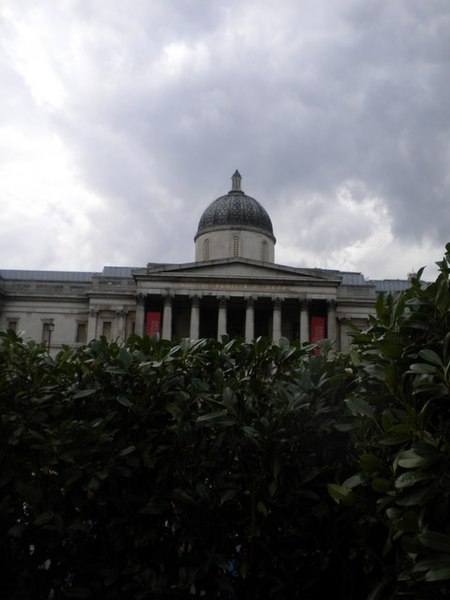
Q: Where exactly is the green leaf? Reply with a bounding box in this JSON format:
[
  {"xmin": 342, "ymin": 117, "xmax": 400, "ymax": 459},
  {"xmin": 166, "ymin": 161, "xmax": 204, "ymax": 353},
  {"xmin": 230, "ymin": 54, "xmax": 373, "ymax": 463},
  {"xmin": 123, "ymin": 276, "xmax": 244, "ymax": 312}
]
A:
[
  {"xmin": 397, "ymin": 449, "xmax": 433, "ymax": 469},
  {"xmin": 8, "ymin": 523, "xmax": 26, "ymax": 537},
  {"xmin": 393, "ymin": 511, "xmax": 419, "ymax": 533},
  {"xmin": 34, "ymin": 511, "xmax": 54, "ymax": 526},
  {"xmin": 424, "ymin": 566, "xmax": 450, "ymax": 581},
  {"xmin": 367, "ymin": 578, "xmax": 388, "ymax": 600},
  {"xmin": 197, "ymin": 410, "xmax": 228, "ymax": 423},
  {"xmin": 418, "ymin": 349, "xmax": 443, "ymax": 367},
  {"xmin": 343, "ymin": 474, "xmax": 361, "ymax": 488},
  {"xmin": 345, "ymin": 397, "xmax": 375, "ymax": 419},
  {"xmin": 257, "ymin": 501, "xmax": 268, "ymax": 517},
  {"xmin": 378, "ymin": 433, "xmax": 412, "ymax": 446},
  {"xmin": 360, "ymin": 453, "xmax": 382, "ymax": 473},
  {"xmin": 419, "ymin": 531, "xmax": 450, "ymax": 553},
  {"xmin": 213, "ymin": 368, "xmax": 224, "ymax": 391},
  {"xmin": 272, "ymin": 456, "xmax": 281, "ymax": 479},
  {"xmin": 408, "ymin": 363, "xmax": 438, "ymax": 375},
  {"xmin": 219, "ymin": 489, "xmax": 237, "ymax": 505},
  {"xmin": 240, "ymin": 559, "xmax": 249, "ymax": 579},
  {"xmin": 73, "ymin": 388, "xmax": 97, "ymax": 399},
  {"xmin": 268, "ymin": 480, "xmax": 277, "ymax": 497},
  {"xmin": 119, "ymin": 445, "xmax": 136, "ymax": 457},
  {"xmin": 222, "ymin": 386, "xmax": 235, "ymax": 408},
  {"xmin": 395, "ymin": 485, "xmax": 436, "ymax": 506},
  {"xmin": 395, "ymin": 471, "xmax": 429, "ymax": 489},
  {"xmin": 371, "ymin": 478, "xmax": 391, "ymax": 492},
  {"xmin": 117, "ymin": 396, "xmax": 133, "ymax": 407},
  {"xmin": 119, "ymin": 347, "xmax": 133, "ymax": 369},
  {"xmin": 327, "ymin": 483, "xmax": 353, "ymax": 504},
  {"xmin": 412, "ymin": 555, "xmax": 450, "ymax": 581},
  {"xmin": 412, "ymin": 558, "xmax": 450, "ymax": 574}
]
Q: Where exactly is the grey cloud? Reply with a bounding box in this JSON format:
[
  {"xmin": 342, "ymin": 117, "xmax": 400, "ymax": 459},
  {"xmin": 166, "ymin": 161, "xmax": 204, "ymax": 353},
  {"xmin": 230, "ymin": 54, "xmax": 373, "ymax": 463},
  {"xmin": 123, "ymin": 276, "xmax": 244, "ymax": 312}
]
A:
[{"xmin": 1, "ymin": 0, "xmax": 449, "ymax": 277}]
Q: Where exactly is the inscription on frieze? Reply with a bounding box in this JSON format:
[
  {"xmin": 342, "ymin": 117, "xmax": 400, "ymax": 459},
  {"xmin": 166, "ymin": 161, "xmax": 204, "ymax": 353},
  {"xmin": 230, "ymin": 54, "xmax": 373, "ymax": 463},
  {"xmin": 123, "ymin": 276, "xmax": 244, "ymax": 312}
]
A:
[{"xmin": 179, "ymin": 281, "xmax": 289, "ymax": 292}]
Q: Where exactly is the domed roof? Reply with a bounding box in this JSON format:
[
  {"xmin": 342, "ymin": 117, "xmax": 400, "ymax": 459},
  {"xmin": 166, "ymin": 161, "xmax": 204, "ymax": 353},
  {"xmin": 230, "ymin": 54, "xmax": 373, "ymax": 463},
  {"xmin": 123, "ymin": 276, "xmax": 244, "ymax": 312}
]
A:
[{"xmin": 195, "ymin": 171, "xmax": 275, "ymax": 241}]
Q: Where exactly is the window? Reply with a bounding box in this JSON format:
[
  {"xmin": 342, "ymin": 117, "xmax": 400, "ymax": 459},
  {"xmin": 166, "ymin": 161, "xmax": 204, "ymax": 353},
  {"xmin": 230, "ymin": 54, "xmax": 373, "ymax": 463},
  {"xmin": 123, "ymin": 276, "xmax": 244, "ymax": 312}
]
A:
[
  {"xmin": 233, "ymin": 235, "xmax": 240, "ymax": 257},
  {"xmin": 76, "ymin": 322, "xmax": 87, "ymax": 344},
  {"xmin": 41, "ymin": 321, "xmax": 54, "ymax": 343},
  {"xmin": 102, "ymin": 321, "xmax": 112, "ymax": 340},
  {"xmin": 203, "ymin": 238, "xmax": 210, "ymax": 260},
  {"xmin": 7, "ymin": 320, "xmax": 18, "ymax": 332},
  {"xmin": 261, "ymin": 241, "xmax": 268, "ymax": 262},
  {"xmin": 41, "ymin": 320, "xmax": 55, "ymax": 352}
]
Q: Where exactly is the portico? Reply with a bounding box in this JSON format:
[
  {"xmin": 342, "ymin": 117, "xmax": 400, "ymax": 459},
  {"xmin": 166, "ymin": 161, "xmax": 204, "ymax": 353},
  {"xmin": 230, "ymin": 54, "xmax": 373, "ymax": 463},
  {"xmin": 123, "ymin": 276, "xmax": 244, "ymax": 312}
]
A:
[{"xmin": 133, "ymin": 273, "xmax": 340, "ymax": 346}]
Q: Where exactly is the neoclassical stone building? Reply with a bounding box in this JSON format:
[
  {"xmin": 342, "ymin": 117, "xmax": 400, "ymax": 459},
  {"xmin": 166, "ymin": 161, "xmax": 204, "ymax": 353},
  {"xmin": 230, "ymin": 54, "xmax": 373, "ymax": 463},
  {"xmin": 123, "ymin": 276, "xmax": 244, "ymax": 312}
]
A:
[{"xmin": 0, "ymin": 172, "xmax": 409, "ymax": 353}]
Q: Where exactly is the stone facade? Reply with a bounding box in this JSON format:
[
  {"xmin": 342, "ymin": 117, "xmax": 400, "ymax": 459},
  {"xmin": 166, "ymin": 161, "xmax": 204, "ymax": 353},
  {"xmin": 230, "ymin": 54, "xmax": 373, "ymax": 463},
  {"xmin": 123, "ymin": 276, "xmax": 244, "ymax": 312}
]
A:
[{"xmin": 0, "ymin": 173, "xmax": 408, "ymax": 353}]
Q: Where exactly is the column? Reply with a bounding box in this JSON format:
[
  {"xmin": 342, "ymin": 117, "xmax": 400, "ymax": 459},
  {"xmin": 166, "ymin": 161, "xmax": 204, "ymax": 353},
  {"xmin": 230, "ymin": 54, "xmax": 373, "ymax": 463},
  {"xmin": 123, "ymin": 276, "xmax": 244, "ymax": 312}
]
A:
[
  {"xmin": 300, "ymin": 300, "xmax": 309, "ymax": 344},
  {"xmin": 245, "ymin": 297, "xmax": 255, "ymax": 342},
  {"xmin": 327, "ymin": 300, "xmax": 337, "ymax": 342},
  {"xmin": 135, "ymin": 294, "xmax": 146, "ymax": 337},
  {"xmin": 217, "ymin": 296, "xmax": 227, "ymax": 340},
  {"xmin": 339, "ymin": 317, "xmax": 350, "ymax": 353},
  {"xmin": 272, "ymin": 297, "xmax": 282, "ymax": 344},
  {"xmin": 116, "ymin": 309, "xmax": 128, "ymax": 343},
  {"xmin": 87, "ymin": 308, "xmax": 98, "ymax": 341},
  {"xmin": 189, "ymin": 295, "xmax": 200, "ymax": 339},
  {"xmin": 335, "ymin": 315, "xmax": 341, "ymax": 353},
  {"xmin": 162, "ymin": 295, "xmax": 173, "ymax": 340}
]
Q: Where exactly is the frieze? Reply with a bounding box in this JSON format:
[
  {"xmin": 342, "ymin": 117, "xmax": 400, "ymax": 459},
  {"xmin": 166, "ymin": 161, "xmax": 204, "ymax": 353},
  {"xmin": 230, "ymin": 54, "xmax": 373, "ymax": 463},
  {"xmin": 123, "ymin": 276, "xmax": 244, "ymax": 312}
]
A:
[
  {"xmin": 178, "ymin": 281, "xmax": 291, "ymax": 292},
  {"xmin": 137, "ymin": 275, "xmax": 338, "ymax": 289}
]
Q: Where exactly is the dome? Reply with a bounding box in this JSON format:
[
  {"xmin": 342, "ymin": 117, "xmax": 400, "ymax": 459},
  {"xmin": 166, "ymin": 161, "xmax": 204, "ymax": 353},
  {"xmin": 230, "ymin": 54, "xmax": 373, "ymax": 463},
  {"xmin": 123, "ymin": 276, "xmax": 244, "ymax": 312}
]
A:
[{"xmin": 195, "ymin": 171, "xmax": 275, "ymax": 242}]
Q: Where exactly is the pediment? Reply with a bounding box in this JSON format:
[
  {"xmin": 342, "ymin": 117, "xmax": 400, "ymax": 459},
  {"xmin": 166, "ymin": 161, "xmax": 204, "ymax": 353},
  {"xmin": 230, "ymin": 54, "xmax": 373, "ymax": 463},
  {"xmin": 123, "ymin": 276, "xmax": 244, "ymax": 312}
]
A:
[{"xmin": 133, "ymin": 258, "xmax": 342, "ymax": 285}]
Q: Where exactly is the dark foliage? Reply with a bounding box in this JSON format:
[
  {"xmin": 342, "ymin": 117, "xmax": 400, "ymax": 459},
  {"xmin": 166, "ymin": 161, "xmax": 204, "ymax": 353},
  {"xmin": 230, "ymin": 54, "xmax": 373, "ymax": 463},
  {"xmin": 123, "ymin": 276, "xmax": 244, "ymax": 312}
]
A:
[
  {"xmin": 3, "ymin": 244, "xmax": 450, "ymax": 599},
  {"xmin": 1, "ymin": 333, "xmax": 359, "ymax": 599},
  {"xmin": 337, "ymin": 243, "xmax": 450, "ymax": 598}
]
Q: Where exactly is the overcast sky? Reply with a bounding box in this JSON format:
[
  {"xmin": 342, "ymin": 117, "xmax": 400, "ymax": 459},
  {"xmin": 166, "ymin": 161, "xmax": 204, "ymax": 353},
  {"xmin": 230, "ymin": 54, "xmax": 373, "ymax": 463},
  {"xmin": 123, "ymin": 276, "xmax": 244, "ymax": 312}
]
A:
[{"xmin": 1, "ymin": 0, "xmax": 449, "ymax": 280}]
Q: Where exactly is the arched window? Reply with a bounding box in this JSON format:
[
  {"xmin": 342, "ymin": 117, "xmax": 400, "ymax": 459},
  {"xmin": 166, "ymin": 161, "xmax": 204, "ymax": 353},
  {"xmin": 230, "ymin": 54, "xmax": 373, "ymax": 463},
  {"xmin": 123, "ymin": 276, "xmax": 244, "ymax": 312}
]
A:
[
  {"xmin": 203, "ymin": 238, "xmax": 210, "ymax": 260},
  {"xmin": 261, "ymin": 240, "xmax": 268, "ymax": 261},
  {"xmin": 233, "ymin": 235, "xmax": 240, "ymax": 257}
]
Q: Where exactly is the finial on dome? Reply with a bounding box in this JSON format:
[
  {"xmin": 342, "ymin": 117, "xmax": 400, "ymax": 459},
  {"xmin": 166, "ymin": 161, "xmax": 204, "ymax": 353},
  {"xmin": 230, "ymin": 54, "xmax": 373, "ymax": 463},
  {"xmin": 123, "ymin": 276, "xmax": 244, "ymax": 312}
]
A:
[{"xmin": 231, "ymin": 170, "xmax": 242, "ymax": 192}]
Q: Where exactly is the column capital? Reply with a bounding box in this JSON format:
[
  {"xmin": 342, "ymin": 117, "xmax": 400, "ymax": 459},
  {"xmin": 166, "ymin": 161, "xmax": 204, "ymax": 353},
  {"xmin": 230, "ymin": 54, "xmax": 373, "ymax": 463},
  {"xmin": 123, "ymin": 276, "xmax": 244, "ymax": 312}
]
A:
[
  {"xmin": 328, "ymin": 299, "xmax": 337, "ymax": 310},
  {"xmin": 273, "ymin": 296, "xmax": 283, "ymax": 308},
  {"xmin": 89, "ymin": 308, "xmax": 98, "ymax": 318},
  {"xmin": 190, "ymin": 295, "xmax": 201, "ymax": 307},
  {"xmin": 246, "ymin": 296, "xmax": 256, "ymax": 306},
  {"xmin": 218, "ymin": 295, "xmax": 228, "ymax": 307},
  {"xmin": 163, "ymin": 294, "xmax": 173, "ymax": 307},
  {"xmin": 116, "ymin": 309, "xmax": 128, "ymax": 317},
  {"xmin": 136, "ymin": 293, "xmax": 146, "ymax": 306}
]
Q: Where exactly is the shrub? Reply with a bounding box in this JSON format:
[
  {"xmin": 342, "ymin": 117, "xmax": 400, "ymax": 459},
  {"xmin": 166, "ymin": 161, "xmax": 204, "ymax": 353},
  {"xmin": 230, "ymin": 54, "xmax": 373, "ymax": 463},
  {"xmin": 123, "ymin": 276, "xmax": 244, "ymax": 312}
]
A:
[
  {"xmin": 338, "ymin": 244, "xmax": 450, "ymax": 599},
  {"xmin": 1, "ymin": 334, "xmax": 356, "ymax": 599}
]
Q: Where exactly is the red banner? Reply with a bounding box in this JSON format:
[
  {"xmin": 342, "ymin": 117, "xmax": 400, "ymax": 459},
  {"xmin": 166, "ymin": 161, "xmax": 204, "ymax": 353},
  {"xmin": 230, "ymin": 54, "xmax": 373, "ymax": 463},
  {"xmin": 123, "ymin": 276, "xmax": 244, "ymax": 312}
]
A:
[
  {"xmin": 146, "ymin": 311, "xmax": 161, "ymax": 336},
  {"xmin": 310, "ymin": 316, "xmax": 326, "ymax": 343}
]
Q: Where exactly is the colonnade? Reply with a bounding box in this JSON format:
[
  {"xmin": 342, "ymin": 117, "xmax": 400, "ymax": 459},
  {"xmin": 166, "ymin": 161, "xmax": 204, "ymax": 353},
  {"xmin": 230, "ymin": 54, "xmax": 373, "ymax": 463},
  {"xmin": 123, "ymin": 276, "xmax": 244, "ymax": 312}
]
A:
[{"xmin": 135, "ymin": 294, "xmax": 338, "ymax": 345}]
